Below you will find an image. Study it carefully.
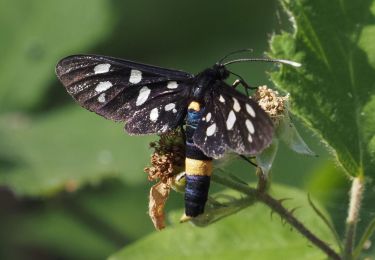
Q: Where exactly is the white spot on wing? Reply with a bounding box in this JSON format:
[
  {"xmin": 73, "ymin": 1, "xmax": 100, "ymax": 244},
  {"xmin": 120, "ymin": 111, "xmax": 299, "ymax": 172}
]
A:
[
  {"xmin": 248, "ymin": 134, "xmax": 253, "ymax": 143},
  {"xmin": 219, "ymin": 95, "xmax": 225, "ymax": 103},
  {"xmin": 172, "ymin": 108, "xmax": 177, "ymax": 113},
  {"xmin": 136, "ymin": 86, "xmax": 151, "ymax": 106},
  {"xmin": 94, "ymin": 63, "xmax": 111, "ymax": 74},
  {"xmin": 246, "ymin": 104, "xmax": 256, "ymax": 117},
  {"xmin": 167, "ymin": 81, "xmax": 178, "ymax": 89},
  {"xmin": 233, "ymin": 97, "xmax": 241, "ymax": 112},
  {"xmin": 226, "ymin": 110, "xmax": 236, "ymax": 130},
  {"xmin": 160, "ymin": 124, "xmax": 169, "ymax": 133},
  {"xmin": 165, "ymin": 103, "xmax": 176, "ymax": 111},
  {"xmin": 206, "ymin": 123, "xmax": 216, "ymax": 136},
  {"xmin": 129, "ymin": 69, "xmax": 142, "ymax": 83},
  {"xmin": 95, "ymin": 81, "xmax": 113, "ymax": 93},
  {"xmin": 206, "ymin": 112, "xmax": 212, "ymax": 121},
  {"xmin": 245, "ymin": 119, "xmax": 255, "ymax": 134},
  {"xmin": 150, "ymin": 108, "xmax": 159, "ymax": 122},
  {"xmin": 98, "ymin": 93, "xmax": 106, "ymax": 103}
]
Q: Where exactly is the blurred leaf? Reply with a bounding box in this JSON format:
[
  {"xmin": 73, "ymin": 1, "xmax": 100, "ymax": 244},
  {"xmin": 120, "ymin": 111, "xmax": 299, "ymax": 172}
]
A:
[
  {"xmin": 353, "ymin": 217, "xmax": 375, "ymax": 259},
  {"xmin": 0, "ymin": 0, "xmax": 112, "ymax": 112},
  {"xmin": 73, "ymin": 179, "xmax": 155, "ymax": 240},
  {"xmin": 110, "ymin": 184, "xmax": 335, "ymax": 260},
  {"xmin": 11, "ymin": 207, "xmax": 117, "ymax": 259},
  {"xmin": 1, "ymin": 178, "xmax": 164, "ymax": 259},
  {"xmin": 304, "ymin": 162, "xmax": 348, "ymax": 207},
  {"xmin": 305, "ymin": 162, "xmax": 375, "ymax": 257},
  {"xmin": 269, "ymin": 0, "xmax": 375, "ymax": 177},
  {"xmin": 0, "ymin": 107, "xmax": 154, "ymax": 196}
]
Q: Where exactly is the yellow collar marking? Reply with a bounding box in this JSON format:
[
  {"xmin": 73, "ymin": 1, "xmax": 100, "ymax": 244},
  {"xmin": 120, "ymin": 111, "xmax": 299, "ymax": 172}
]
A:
[{"xmin": 188, "ymin": 101, "xmax": 201, "ymax": 111}]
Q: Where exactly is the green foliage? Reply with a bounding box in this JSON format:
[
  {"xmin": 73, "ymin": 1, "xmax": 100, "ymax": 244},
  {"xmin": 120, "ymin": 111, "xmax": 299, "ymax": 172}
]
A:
[
  {"xmin": 12, "ymin": 208, "xmax": 118, "ymax": 259},
  {"xmin": 1, "ymin": 179, "xmax": 156, "ymax": 259},
  {"xmin": 269, "ymin": 0, "xmax": 375, "ymax": 177},
  {"xmin": 110, "ymin": 185, "xmax": 334, "ymax": 260},
  {"xmin": 0, "ymin": 107, "xmax": 153, "ymax": 196},
  {"xmin": 0, "ymin": 0, "xmax": 112, "ymax": 112},
  {"xmin": 2, "ymin": 0, "xmax": 371, "ymax": 259}
]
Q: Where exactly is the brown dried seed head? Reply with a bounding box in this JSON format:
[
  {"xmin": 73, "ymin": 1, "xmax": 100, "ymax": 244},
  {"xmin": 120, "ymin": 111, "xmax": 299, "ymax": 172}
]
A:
[
  {"xmin": 253, "ymin": 85, "xmax": 289, "ymax": 122},
  {"xmin": 145, "ymin": 129, "xmax": 186, "ymax": 230},
  {"xmin": 144, "ymin": 129, "xmax": 185, "ymax": 183}
]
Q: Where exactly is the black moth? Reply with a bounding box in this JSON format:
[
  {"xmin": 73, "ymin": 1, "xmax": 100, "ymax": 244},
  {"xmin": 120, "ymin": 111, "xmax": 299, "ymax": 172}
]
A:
[{"xmin": 55, "ymin": 53, "xmax": 299, "ymax": 218}]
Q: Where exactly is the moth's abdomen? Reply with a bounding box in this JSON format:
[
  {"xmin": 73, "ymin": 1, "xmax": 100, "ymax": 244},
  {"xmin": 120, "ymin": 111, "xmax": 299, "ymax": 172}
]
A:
[
  {"xmin": 184, "ymin": 101, "xmax": 212, "ymax": 217},
  {"xmin": 185, "ymin": 158, "xmax": 212, "ymax": 217}
]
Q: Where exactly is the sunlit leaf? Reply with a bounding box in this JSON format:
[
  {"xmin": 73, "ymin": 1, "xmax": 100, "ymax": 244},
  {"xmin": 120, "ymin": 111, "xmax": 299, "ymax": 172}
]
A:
[
  {"xmin": 269, "ymin": 0, "xmax": 375, "ymax": 177},
  {"xmin": 110, "ymin": 184, "xmax": 335, "ymax": 260}
]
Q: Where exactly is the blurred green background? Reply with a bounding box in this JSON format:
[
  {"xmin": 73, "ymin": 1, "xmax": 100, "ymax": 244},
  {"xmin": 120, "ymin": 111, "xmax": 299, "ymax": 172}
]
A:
[{"xmin": 0, "ymin": 0, "xmax": 361, "ymax": 259}]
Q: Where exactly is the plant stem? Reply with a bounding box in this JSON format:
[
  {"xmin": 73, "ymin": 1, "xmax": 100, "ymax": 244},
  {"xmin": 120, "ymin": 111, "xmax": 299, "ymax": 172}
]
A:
[
  {"xmin": 256, "ymin": 167, "xmax": 269, "ymax": 193},
  {"xmin": 343, "ymin": 176, "xmax": 365, "ymax": 259},
  {"xmin": 212, "ymin": 174, "xmax": 341, "ymax": 260}
]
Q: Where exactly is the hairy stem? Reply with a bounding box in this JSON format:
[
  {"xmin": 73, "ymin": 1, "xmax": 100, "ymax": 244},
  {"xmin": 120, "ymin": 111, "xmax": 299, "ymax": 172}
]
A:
[
  {"xmin": 256, "ymin": 167, "xmax": 269, "ymax": 193},
  {"xmin": 343, "ymin": 176, "xmax": 365, "ymax": 259},
  {"xmin": 212, "ymin": 174, "xmax": 341, "ymax": 260}
]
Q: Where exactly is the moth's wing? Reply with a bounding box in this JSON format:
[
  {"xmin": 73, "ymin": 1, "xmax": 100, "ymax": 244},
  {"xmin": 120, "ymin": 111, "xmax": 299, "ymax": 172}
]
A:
[
  {"xmin": 193, "ymin": 83, "xmax": 274, "ymax": 158},
  {"xmin": 123, "ymin": 82, "xmax": 191, "ymax": 134},
  {"xmin": 56, "ymin": 54, "xmax": 192, "ymax": 88},
  {"xmin": 56, "ymin": 55, "xmax": 192, "ymax": 134}
]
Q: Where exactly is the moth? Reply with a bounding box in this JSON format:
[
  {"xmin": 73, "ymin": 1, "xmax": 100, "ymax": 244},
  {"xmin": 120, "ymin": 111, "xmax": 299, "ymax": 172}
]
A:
[{"xmin": 55, "ymin": 52, "xmax": 300, "ymax": 219}]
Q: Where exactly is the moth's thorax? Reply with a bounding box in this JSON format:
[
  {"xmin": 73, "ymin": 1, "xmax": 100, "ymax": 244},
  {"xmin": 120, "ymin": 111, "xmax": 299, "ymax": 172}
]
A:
[{"xmin": 192, "ymin": 64, "xmax": 229, "ymax": 100}]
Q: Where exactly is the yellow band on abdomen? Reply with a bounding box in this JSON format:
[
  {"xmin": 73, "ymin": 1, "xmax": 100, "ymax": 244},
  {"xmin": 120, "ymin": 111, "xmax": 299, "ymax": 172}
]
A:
[
  {"xmin": 185, "ymin": 158, "xmax": 213, "ymax": 176},
  {"xmin": 188, "ymin": 101, "xmax": 201, "ymax": 111}
]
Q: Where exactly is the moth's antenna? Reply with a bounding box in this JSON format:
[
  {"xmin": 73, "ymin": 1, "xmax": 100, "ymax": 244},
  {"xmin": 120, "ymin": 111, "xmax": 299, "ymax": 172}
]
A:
[
  {"xmin": 223, "ymin": 58, "xmax": 301, "ymax": 67},
  {"xmin": 218, "ymin": 48, "xmax": 254, "ymax": 64}
]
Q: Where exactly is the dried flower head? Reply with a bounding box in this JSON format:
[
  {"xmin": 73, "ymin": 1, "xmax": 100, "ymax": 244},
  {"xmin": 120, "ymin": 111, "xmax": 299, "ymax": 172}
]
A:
[
  {"xmin": 145, "ymin": 129, "xmax": 186, "ymax": 230},
  {"xmin": 144, "ymin": 129, "xmax": 185, "ymax": 183},
  {"xmin": 254, "ymin": 85, "xmax": 315, "ymax": 176},
  {"xmin": 253, "ymin": 85, "xmax": 289, "ymax": 124}
]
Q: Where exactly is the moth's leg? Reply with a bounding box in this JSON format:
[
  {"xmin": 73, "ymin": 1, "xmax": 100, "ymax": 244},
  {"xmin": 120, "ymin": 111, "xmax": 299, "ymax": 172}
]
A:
[
  {"xmin": 231, "ymin": 79, "xmax": 242, "ymax": 88},
  {"xmin": 232, "ymin": 78, "xmax": 256, "ymax": 90},
  {"xmin": 228, "ymin": 70, "xmax": 256, "ymax": 93},
  {"xmin": 232, "ymin": 78, "xmax": 249, "ymax": 96}
]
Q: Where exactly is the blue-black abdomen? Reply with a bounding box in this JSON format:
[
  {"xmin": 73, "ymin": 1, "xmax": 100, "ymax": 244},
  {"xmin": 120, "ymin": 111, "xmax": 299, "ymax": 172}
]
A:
[{"xmin": 184, "ymin": 101, "xmax": 212, "ymax": 218}]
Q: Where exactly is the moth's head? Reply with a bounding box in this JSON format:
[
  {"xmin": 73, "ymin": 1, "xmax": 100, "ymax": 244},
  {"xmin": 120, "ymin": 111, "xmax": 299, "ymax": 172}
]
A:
[{"xmin": 212, "ymin": 63, "xmax": 230, "ymax": 80}]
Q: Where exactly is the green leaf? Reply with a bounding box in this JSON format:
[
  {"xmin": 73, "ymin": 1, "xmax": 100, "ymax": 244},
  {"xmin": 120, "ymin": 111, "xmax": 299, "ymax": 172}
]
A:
[
  {"xmin": 0, "ymin": 0, "xmax": 112, "ymax": 112},
  {"xmin": 0, "ymin": 107, "xmax": 154, "ymax": 196},
  {"xmin": 109, "ymin": 184, "xmax": 335, "ymax": 260},
  {"xmin": 353, "ymin": 217, "xmax": 375, "ymax": 259},
  {"xmin": 11, "ymin": 207, "xmax": 117, "ymax": 259},
  {"xmin": 1, "ymin": 179, "xmax": 157, "ymax": 259},
  {"xmin": 73, "ymin": 179, "xmax": 155, "ymax": 240},
  {"xmin": 305, "ymin": 162, "xmax": 375, "ymax": 257},
  {"xmin": 1, "ymin": 198, "xmax": 116, "ymax": 259},
  {"xmin": 269, "ymin": 0, "xmax": 375, "ymax": 177}
]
